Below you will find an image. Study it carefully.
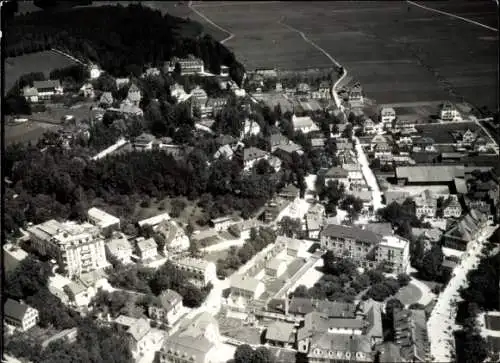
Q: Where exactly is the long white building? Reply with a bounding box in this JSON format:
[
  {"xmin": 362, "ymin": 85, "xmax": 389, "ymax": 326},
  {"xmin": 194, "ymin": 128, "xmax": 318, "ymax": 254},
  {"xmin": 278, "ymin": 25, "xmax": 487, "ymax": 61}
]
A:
[{"xmin": 27, "ymin": 220, "xmax": 108, "ymax": 278}]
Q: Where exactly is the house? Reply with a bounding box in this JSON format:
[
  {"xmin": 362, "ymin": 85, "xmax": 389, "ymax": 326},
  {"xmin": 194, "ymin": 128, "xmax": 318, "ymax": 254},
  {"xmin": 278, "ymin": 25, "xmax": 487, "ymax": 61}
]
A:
[
  {"xmin": 230, "ymin": 274, "xmax": 265, "ymax": 300},
  {"xmin": 324, "ymin": 167, "xmax": 349, "ymax": 186},
  {"xmin": 375, "ymin": 342, "xmax": 405, "ymax": 363},
  {"xmin": 118, "ymin": 99, "xmax": 144, "ymax": 117},
  {"xmin": 296, "ymin": 82, "xmax": 311, "ymax": 95},
  {"xmin": 4, "ymin": 299, "xmax": 39, "ymax": 332},
  {"xmin": 87, "ymin": 207, "xmax": 120, "ymax": 231},
  {"xmin": 311, "ymin": 138, "xmax": 326, "ymax": 149},
  {"xmin": 443, "ymin": 209, "xmax": 488, "ymax": 251},
  {"xmin": 286, "ymin": 298, "xmax": 357, "ymax": 320},
  {"xmin": 99, "ymin": 92, "xmax": 114, "ymax": 107},
  {"xmin": 269, "ymin": 132, "xmax": 291, "ymax": 152},
  {"xmin": 265, "ymin": 321, "xmax": 295, "ymax": 348},
  {"xmin": 393, "ymin": 309, "xmax": 430, "ymax": 362},
  {"xmin": 243, "ymin": 147, "xmax": 269, "ymax": 170},
  {"xmin": 297, "ymin": 312, "xmax": 366, "ymax": 342},
  {"xmin": 64, "ymin": 280, "xmax": 94, "ymax": 307},
  {"xmin": 27, "ymin": 220, "xmax": 107, "ymax": 278},
  {"xmin": 135, "ymin": 237, "xmax": 158, "ymax": 261},
  {"xmin": 79, "ymin": 83, "xmax": 94, "ymax": 98},
  {"xmin": 3, "ymin": 243, "xmax": 28, "ymax": 273},
  {"xmin": 160, "ymin": 312, "xmax": 220, "ymax": 363},
  {"xmin": 265, "ymin": 258, "xmax": 288, "ymax": 278},
  {"xmin": 242, "ymin": 118, "xmax": 261, "ymax": 137},
  {"xmin": 343, "ymin": 162, "xmax": 364, "ymax": 183},
  {"xmin": 363, "ymin": 119, "xmax": 383, "ymax": 135},
  {"xmin": 133, "ymin": 132, "xmax": 155, "ymax": 150},
  {"xmin": 292, "ymin": 114, "xmax": 319, "ymax": 134},
  {"xmin": 33, "ymin": 80, "xmax": 63, "ymax": 99},
  {"xmin": 318, "ymin": 81, "xmax": 331, "ymax": 99},
  {"xmin": 306, "ymin": 333, "xmax": 372, "ymax": 362},
  {"xmin": 442, "ymin": 195, "xmax": 462, "ymax": 218},
  {"xmin": 349, "ymin": 84, "xmax": 364, "ymax": 104},
  {"xmin": 155, "ymin": 220, "xmax": 190, "ymax": 253},
  {"xmin": 127, "ymin": 83, "xmax": 142, "ymax": 106},
  {"xmin": 142, "ymin": 67, "xmax": 160, "ymax": 78},
  {"xmin": 115, "ymin": 77, "xmax": 130, "ymax": 88},
  {"xmin": 138, "ymin": 212, "xmax": 171, "ymax": 229},
  {"xmin": 274, "ymin": 142, "xmax": 304, "ymax": 156},
  {"xmin": 380, "ymin": 107, "xmax": 396, "ymax": 128},
  {"xmin": 370, "ymin": 134, "xmax": 393, "ymax": 153},
  {"xmin": 414, "ymin": 190, "xmax": 437, "ymax": 218},
  {"xmin": 126, "ymin": 318, "xmax": 151, "ymax": 358},
  {"xmin": 268, "ymin": 155, "xmax": 283, "ymax": 172},
  {"xmin": 165, "ymin": 55, "xmax": 205, "ymax": 75},
  {"xmin": 210, "ymin": 216, "xmax": 237, "ymax": 232},
  {"xmin": 89, "ymin": 64, "xmax": 101, "ymax": 79},
  {"xmin": 148, "ymin": 289, "xmax": 183, "ymax": 326},
  {"xmin": 411, "ymin": 227, "xmax": 442, "ymax": 251},
  {"xmin": 278, "ymin": 184, "xmax": 300, "ymax": 200},
  {"xmin": 375, "ymin": 235, "xmax": 410, "ymax": 274},
  {"xmin": 440, "ymin": 101, "xmax": 461, "ymax": 121},
  {"xmin": 395, "ymin": 165, "xmax": 465, "ymax": 185},
  {"xmin": 359, "ymin": 299, "xmax": 384, "ymax": 346},
  {"xmin": 213, "ymin": 144, "xmax": 234, "ymax": 160},
  {"xmin": 216, "ymin": 134, "xmax": 238, "ymax": 147},
  {"xmin": 305, "ymin": 205, "xmax": 325, "ymax": 240},
  {"xmin": 286, "ymin": 237, "xmax": 303, "ymax": 257},
  {"xmin": 171, "ymin": 257, "xmax": 216, "ymax": 287},
  {"xmin": 206, "ymin": 98, "xmax": 227, "ymax": 117},
  {"xmin": 320, "ymin": 224, "xmax": 381, "ymax": 268},
  {"xmin": 170, "ymin": 83, "xmax": 191, "ymax": 103},
  {"xmin": 105, "ymin": 232, "xmax": 133, "ymax": 264},
  {"xmin": 22, "ymin": 86, "xmax": 39, "ymax": 102},
  {"xmin": 336, "ymin": 138, "xmax": 354, "ymax": 153}
]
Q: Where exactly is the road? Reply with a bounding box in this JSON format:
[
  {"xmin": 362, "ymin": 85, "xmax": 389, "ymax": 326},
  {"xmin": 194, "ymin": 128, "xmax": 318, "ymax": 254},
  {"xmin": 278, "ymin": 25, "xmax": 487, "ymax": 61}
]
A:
[
  {"xmin": 188, "ymin": 1, "xmax": 234, "ymax": 44},
  {"xmin": 353, "ymin": 136, "xmax": 384, "ymax": 211},
  {"xmin": 427, "ymin": 225, "xmax": 498, "ymax": 362}
]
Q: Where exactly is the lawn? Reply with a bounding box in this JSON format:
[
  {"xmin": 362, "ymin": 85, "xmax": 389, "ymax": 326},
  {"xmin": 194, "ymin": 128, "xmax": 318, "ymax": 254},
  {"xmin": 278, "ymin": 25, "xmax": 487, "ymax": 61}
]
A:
[
  {"xmin": 5, "ymin": 122, "xmax": 61, "ymax": 146},
  {"xmin": 486, "ymin": 315, "xmax": 500, "ymax": 331},
  {"xmin": 395, "ymin": 282, "xmax": 423, "ymax": 305},
  {"xmin": 133, "ymin": 196, "xmax": 207, "ymax": 227},
  {"xmin": 415, "ymin": 122, "xmax": 488, "ymax": 144},
  {"xmin": 5, "ymin": 51, "xmax": 79, "ymax": 93},
  {"xmin": 194, "ymin": 1, "xmax": 497, "ymax": 110}
]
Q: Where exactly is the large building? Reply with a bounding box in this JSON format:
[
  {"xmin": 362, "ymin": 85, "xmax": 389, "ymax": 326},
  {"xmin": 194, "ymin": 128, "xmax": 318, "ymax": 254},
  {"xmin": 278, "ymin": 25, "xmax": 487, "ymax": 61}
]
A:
[
  {"xmin": 4, "ymin": 299, "xmax": 39, "ymax": 332},
  {"xmin": 395, "ymin": 165, "xmax": 465, "ymax": 186},
  {"xmin": 27, "ymin": 220, "xmax": 108, "ymax": 278},
  {"xmin": 375, "ymin": 236, "xmax": 410, "ymax": 274},
  {"xmin": 87, "ymin": 207, "xmax": 120, "ymax": 231},
  {"xmin": 443, "ymin": 209, "xmax": 488, "ymax": 251},
  {"xmin": 160, "ymin": 312, "xmax": 221, "ymax": 363},
  {"xmin": 393, "ymin": 309, "xmax": 430, "ymax": 362},
  {"xmin": 171, "ymin": 257, "xmax": 216, "ymax": 287},
  {"xmin": 166, "ymin": 55, "xmax": 205, "ymax": 75}
]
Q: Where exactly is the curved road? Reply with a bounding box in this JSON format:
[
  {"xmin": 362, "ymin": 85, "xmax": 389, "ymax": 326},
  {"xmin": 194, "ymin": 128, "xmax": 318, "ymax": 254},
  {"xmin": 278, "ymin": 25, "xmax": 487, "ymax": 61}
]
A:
[{"xmin": 188, "ymin": 1, "xmax": 234, "ymax": 44}]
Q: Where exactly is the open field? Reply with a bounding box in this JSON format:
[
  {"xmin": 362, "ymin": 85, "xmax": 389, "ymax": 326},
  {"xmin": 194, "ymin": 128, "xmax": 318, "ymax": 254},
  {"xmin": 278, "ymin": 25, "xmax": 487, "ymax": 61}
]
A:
[
  {"xmin": 5, "ymin": 122, "xmax": 61, "ymax": 146},
  {"xmin": 415, "ymin": 121, "xmax": 488, "ymax": 144},
  {"xmin": 194, "ymin": 1, "xmax": 497, "ymax": 110},
  {"xmin": 5, "ymin": 51, "xmax": 79, "ymax": 93},
  {"xmin": 395, "ymin": 282, "xmax": 423, "ymax": 306}
]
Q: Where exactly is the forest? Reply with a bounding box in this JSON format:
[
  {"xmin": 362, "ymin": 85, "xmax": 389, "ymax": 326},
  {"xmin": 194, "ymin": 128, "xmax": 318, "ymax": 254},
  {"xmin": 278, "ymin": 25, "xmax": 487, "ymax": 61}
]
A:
[{"xmin": 4, "ymin": 3, "xmax": 245, "ymax": 85}]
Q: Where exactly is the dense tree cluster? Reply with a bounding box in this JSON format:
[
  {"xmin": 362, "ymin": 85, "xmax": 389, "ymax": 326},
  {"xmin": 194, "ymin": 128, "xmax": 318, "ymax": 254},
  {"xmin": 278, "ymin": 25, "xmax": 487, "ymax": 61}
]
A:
[
  {"xmin": 232, "ymin": 344, "xmax": 275, "ymax": 363},
  {"xmin": 106, "ymin": 260, "xmax": 211, "ymax": 308},
  {"xmin": 4, "ymin": 4, "xmax": 245, "ymax": 85},
  {"xmin": 216, "ymin": 227, "xmax": 276, "ymax": 277}
]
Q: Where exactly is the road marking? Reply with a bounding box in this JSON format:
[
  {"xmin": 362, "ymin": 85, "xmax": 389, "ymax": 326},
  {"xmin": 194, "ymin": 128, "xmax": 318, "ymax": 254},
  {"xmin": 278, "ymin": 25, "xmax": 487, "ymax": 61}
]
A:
[
  {"xmin": 407, "ymin": 1, "xmax": 498, "ymax": 32},
  {"xmin": 188, "ymin": 1, "xmax": 234, "ymax": 44}
]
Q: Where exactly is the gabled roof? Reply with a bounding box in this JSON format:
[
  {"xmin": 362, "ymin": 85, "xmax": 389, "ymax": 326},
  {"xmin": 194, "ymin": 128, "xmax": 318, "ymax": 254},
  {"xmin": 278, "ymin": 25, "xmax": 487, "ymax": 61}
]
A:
[
  {"xmin": 230, "ymin": 274, "xmax": 263, "ymax": 293},
  {"xmin": 396, "ymin": 165, "xmax": 465, "ymax": 183},
  {"xmin": 4, "ymin": 299, "xmax": 31, "ymax": 321},
  {"xmin": 128, "ymin": 318, "xmax": 151, "ymax": 342},
  {"xmin": 243, "ymin": 147, "xmax": 267, "ymax": 161},
  {"xmin": 321, "ymin": 224, "xmax": 380, "ymax": 244},
  {"xmin": 157, "ymin": 289, "xmax": 183, "ymax": 311},
  {"xmin": 100, "ymin": 92, "xmax": 114, "ymax": 104},
  {"xmin": 266, "ymin": 321, "xmax": 295, "ymax": 342}
]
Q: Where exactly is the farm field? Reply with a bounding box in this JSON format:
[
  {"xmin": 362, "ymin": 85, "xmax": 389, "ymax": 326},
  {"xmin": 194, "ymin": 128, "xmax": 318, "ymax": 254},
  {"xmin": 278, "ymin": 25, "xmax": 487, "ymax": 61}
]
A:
[
  {"xmin": 415, "ymin": 121, "xmax": 489, "ymax": 144},
  {"xmin": 4, "ymin": 51, "xmax": 79, "ymax": 93},
  {"xmin": 194, "ymin": 1, "xmax": 498, "ymax": 110}
]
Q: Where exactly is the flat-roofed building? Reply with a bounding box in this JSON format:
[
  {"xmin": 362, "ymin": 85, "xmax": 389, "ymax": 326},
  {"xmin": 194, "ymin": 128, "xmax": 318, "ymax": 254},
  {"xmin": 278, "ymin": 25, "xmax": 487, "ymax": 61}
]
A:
[
  {"xmin": 171, "ymin": 257, "xmax": 216, "ymax": 287},
  {"xmin": 27, "ymin": 219, "xmax": 107, "ymax": 278},
  {"xmin": 395, "ymin": 165, "xmax": 465, "ymax": 186},
  {"xmin": 135, "ymin": 237, "xmax": 158, "ymax": 261},
  {"xmin": 87, "ymin": 207, "xmax": 120, "ymax": 231},
  {"xmin": 375, "ymin": 235, "xmax": 410, "ymax": 274}
]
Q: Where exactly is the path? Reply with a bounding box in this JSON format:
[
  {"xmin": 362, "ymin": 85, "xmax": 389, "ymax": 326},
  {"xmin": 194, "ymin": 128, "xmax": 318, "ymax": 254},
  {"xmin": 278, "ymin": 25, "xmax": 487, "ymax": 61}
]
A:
[
  {"xmin": 188, "ymin": 1, "xmax": 234, "ymax": 44},
  {"xmin": 202, "ymin": 230, "xmax": 250, "ymax": 253},
  {"xmin": 407, "ymin": 1, "xmax": 498, "ymax": 32},
  {"xmin": 427, "ymin": 225, "xmax": 498, "ymax": 362},
  {"xmin": 410, "ymin": 277, "xmax": 435, "ymax": 306}
]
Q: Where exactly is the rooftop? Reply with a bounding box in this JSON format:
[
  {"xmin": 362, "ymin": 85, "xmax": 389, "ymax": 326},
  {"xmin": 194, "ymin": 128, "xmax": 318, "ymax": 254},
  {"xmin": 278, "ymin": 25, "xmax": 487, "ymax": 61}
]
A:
[
  {"xmin": 137, "ymin": 237, "xmax": 157, "ymax": 251},
  {"xmin": 4, "ymin": 299, "xmax": 32, "ymax": 321},
  {"xmin": 88, "ymin": 207, "xmax": 120, "ymax": 228},
  {"xmin": 396, "ymin": 165, "xmax": 465, "ymax": 183},
  {"xmin": 266, "ymin": 321, "xmax": 295, "ymax": 343},
  {"xmin": 230, "ymin": 274, "xmax": 263, "ymax": 293},
  {"xmin": 172, "ymin": 257, "xmax": 213, "ymax": 270},
  {"xmin": 322, "ymin": 224, "xmax": 380, "ymax": 244},
  {"xmin": 138, "ymin": 212, "xmax": 171, "ymax": 227},
  {"xmin": 379, "ymin": 235, "xmax": 408, "ymax": 250}
]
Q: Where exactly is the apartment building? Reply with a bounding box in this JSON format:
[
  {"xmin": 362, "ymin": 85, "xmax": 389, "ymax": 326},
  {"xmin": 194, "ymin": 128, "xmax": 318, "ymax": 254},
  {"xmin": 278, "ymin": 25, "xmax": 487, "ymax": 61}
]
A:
[
  {"xmin": 171, "ymin": 257, "xmax": 216, "ymax": 287},
  {"xmin": 28, "ymin": 219, "xmax": 107, "ymax": 278},
  {"xmin": 375, "ymin": 236, "xmax": 410, "ymax": 274}
]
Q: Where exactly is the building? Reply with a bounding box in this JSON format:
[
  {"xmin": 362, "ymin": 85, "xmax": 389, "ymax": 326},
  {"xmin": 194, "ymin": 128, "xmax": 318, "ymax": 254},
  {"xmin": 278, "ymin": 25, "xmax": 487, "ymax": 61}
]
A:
[
  {"xmin": 349, "ymin": 84, "xmax": 364, "ymax": 104},
  {"xmin": 243, "ymin": 147, "xmax": 269, "ymax": 170},
  {"xmin": 375, "ymin": 236, "xmax": 410, "ymax": 274},
  {"xmin": 440, "ymin": 101, "xmax": 461, "ymax": 121},
  {"xmin": 148, "ymin": 289, "xmax": 183, "ymax": 326},
  {"xmin": 441, "ymin": 195, "xmax": 462, "ymax": 218},
  {"xmin": 395, "ymin": 165, "xmax": 465, "ymax": 185},
  {"xmin": 171, "ymin": 257, "xmax": 216, "ymax": 287},
  {"xmin": 265, "ymin": 258, "xmax": 288, "ymax": 278},
  {"xmin": 4, "ymin": 299, "xmax": 39, "ymax": 332},
  {"xmin": 27, "ymin": 220, "xmax": 107, "ymax": 278},
  {"xmin": 105, "ymin": 232, "xmax": 133, "ymax": 264},
  {"xmin": 230, "ymin": 274, "xmax": 265, "ymax": 300},
  {"xmin": 242, "ymin": 118, "xmax": 261, "ymax": 137},
  {"xmin": 33, "ymin": 80, "xmax": 63, "ymax": 99},
  {"xmin": 324, "ymin": 167, "xmax": 349, "ymax": 186},
  {"xmin": 363, "ymin": 119, "xmax": 383, "ymax": 135},
  {"xmin": 170, "ymin": 83, "xmax": 191, "ymax": 103},
  {"xmin": 117, "ymin": 99, "xmax": 144, "ymax": 117},
  {"xmin": 135, "ymin": 237, "xmax": 158, "ymax": 261},
  {"xmin": 22, "ymin": 86, "xmax": 39, "ymax": 102},
  {"xmin": 155, "ymin": 220, "xmax": 190, "ymax": 253},
  {"xmin": 64, "ymin": 280, "xmax": 95, "ymax": 307},
  {"xmin": 359, "ymin": 299, "xmax": 384, "ymax": 346},
  {"xmin": 166, "ymin": 55, "xmax": 205, "ymax": 75},
  {"xmin": 142, "ymin": 67, "xmax": 161, "ymax": 78},
  {"xmin": 306, "ymin": 333, "xmax": 372, "ymax": 363},
  {"xmin": 127, "ymin": 83, "xmax": 142, "ymax": 106},
  {"xmin": 138, "ymin": 212, "xmax": 171, "ymax": 229},
  {"xmin": 393, "ymin": 309, "xmax": 430, "ymax": 362},
  {"xmin": 160, "ymin": 312, "xmax": 221, "ymax": 363},
  {"xmin": 116, "ymin": 77, "xmax": 130, "ymax": 88},
  {"xmin": 269, "ymin": 132, "xmax": 291, "ymax": 152},
  {"xmin": 278, "ymin": 184, "xmax": 300, "ymax": 200},
  {"xmin": 292, "ymin": 114, "xmax": 319, "ymax": 134},
  {"xmin": 320, "ymin": 224, "xmax": 380, "ymax": 266},
  {"xmin": 89, "ymin": 64, "xmax": 101, "ymax": 79},
  {"xmin": 414, "ymin": 190, "xmax": 437, "ymax": 219},
  {"xmin": 3, "ymin": 243, "xmax": 29, "ymax": 273},
  {"xmin": 286, "ymin": 237, "xmax": 303, "ymax": 257},
  {"xmin": 305, "ymin": 205, "xmax": 325, "ymax": 240},
  {"xmin": 265, "ymin": 321, "xmax": 295, "ymax": 348},
  {"xmin": 318, "ymin": 81, "xmax": 331, "ymax": 99},
  {"xmin": 443, "ymin": 209, "xmax": 488, "ymax": 251},
  {"xmin": 286, "ymin": 298, "xmax": 357, "ymax": 320},
  {"xmin": 79, "ymin": 83, "xmax": 94, "ymax": 98},
  {"xmin": 87, "ymin": 207, "xmax": 120, "ymax": 231},
  {"xmin": 126, "ymin": 318, "xmax": 151, "ymax": 358},
  {"xmin": 380, "ymin": 107, "xmax": 396, "ymax": 128},
  {"xmin": 210, "ymin": 216, "xmax": 238, "ymax": 232}
]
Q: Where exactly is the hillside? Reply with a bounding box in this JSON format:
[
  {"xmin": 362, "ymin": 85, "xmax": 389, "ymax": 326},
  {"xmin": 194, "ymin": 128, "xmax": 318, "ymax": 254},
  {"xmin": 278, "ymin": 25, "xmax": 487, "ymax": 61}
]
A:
[{"xmin": 3, "ymin": 3, "xmax": 245, "ymax": 84}]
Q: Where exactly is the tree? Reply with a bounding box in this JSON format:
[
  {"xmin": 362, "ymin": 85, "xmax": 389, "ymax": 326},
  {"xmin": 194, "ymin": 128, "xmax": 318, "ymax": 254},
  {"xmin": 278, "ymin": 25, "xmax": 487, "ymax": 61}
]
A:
[
  {"xmin": 397, "ymin": 273, "xmax": 411, "ymax": 287},
  {"xmin": 234, "ymin": 344, "xmax": 255, "ymax": 363},
  {"xmin": 418, "ymin": 244, "xmax": 444, "ymax": 281},
  {"xmin": 170, "ymin": 198, "xmax": 187, "ymax": 218},
  {"xmin": 277, "ymin": 216, "xmax": 302, "ymax": 238},
  {"xmin": 385, "ymin": 298, "xmax": 404, "ymax": 317},
  {"xmin": 252, "ymin": 347, "xmax": 274, "ymax": 363}
]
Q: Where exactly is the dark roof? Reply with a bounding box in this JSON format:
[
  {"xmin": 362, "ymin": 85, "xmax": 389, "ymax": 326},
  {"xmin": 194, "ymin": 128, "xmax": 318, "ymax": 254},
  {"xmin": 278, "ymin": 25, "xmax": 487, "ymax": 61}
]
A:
[
  {"xmin": 363, "ymin": 223, "xmax": 393, "ymax": 237},
  {"xmin": 33, "ymin": 80, "xmax": 61, "ymax": 89},
  {"xmin": 396, "ymin": 165, "xmax": 465, "ymax": 183},
  {"xmin": 325, "ymin": 167, "xmax": 349, "ymax": 178},
  {"xmin": 321, "ymin": 224, "xmax": 380, "ymax": 244},
  {"xmin": 4, "ymin": 299, "xmax": 30, "ymax": 321}
]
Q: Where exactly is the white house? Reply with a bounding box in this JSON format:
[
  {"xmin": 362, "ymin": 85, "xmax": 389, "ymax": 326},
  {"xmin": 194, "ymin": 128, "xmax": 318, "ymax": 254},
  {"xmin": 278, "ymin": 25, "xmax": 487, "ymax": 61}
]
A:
[
  {"xmin": 363, "ymin": 118, "xmax": 383, "ymax": 135},
  {"xmin": 89, "ymin": 64, "xmax": 102, "ymax": 79},
  {"xmin": 440, "ymin": 102, "xmax": 462, "ymax": 121},
  {"xmin": 243, "ymin": 147, "xmax": 269, "ymax": 170},
  {"xmin": 105, "ymin": 232, "xmax": 133, "ymax": 264},
  {"xmin": 380, "ymin": 107, "xmax": 396, "ymax": 128},
  {"xmin": 230, "ymin": 274, "xmax": 265, "ymax": 300},
  {"xmin": 210, "ymin": 216, "xmax": 238, "ymax": 232},
  {"xmin": 79, "ymin": 83, "xmax": 95, "ymax": 98},
  {"xmin": 22, "ymin": 86, "xmax": 39, "ymax": 103},
  {"xmin": 33, "ymin": 80, "xmax": 64, "ymax": 99},
  {"xmin": 171, "ymin": 258, "xmax": 217, "ymax": 287},
  {"xmin": 87, "ymin": 207, "xmax": 120, "ymax": 231},
  {"xmin": 115, "ymin": 77, "xmax": 130, "ymax": 88},
  {"xmin": 138, "ymin": 212, "xmax": 171, "ymax": 229},
  {"xmin": 292, "ymin": 114, "xmax": 319, "ymax": 134},
  {"xmin": 135, "ymin": 237, "xmax": 158, "ymax": 261},
  {"xmin": 148, "ymin": 289, "xmax": 183, "ymax": 326},
  {"xmin": 155, "ymin": 220, "xmax": 190, "ymax": 253},
  {"xmin": 242, "ymin": 118, "xmax": 261, "ymax": 137},
  {"xmin": 4, "ymin": 299, "xmax": 39, "ymax": 332}
]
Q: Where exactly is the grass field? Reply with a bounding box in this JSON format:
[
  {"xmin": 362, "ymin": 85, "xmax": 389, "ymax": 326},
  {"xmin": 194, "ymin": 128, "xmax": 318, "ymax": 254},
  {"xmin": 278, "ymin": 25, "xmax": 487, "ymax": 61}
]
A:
[
  {"xmin": 193, "ymin": 1, "xmax": 498, "ymax": 110},
  {"xmin": 415, "ymin": 121, "xmax": 488, "ymax": 144},
  {"xmin": 5, "ymin": 122, "xmax": 61, "ymax": 146},
  {"xmin": 5, "ymin": 51, "xmax": 79, "ymax": 93},
  {"xmin": 395, "ymin": 282, "xmax": 423, "ymax": 306}
]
